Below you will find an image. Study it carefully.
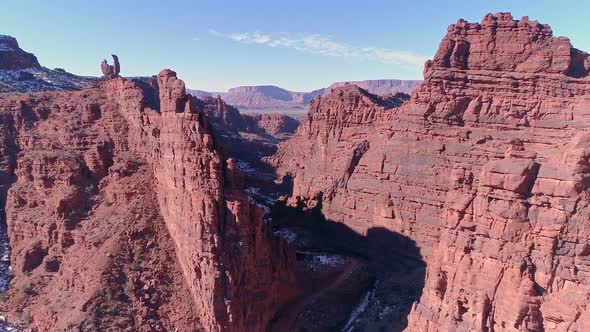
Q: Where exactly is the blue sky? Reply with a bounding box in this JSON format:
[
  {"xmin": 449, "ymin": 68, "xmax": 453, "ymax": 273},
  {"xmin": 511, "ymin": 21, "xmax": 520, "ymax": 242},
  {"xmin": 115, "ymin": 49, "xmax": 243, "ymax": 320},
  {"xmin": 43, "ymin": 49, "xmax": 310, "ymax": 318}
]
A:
[{"xmin": 2, "ymin": 0, "xmax": 589, "ymax": 91}]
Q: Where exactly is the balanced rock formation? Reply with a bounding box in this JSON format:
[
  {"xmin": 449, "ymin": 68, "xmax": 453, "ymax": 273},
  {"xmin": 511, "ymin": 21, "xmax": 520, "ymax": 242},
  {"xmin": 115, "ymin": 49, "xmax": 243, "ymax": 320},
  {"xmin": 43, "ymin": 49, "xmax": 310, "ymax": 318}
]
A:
[
  {"xmin": 273, "ymin": 13, "xmax": 590, "ymax": 331},
  {"xmin": 101, "ymin": 55, "xmax": 120, "ymax": 79},
  {"xmin": 0, "ymin": 63, "xmax": 295, "ymax": 330}
]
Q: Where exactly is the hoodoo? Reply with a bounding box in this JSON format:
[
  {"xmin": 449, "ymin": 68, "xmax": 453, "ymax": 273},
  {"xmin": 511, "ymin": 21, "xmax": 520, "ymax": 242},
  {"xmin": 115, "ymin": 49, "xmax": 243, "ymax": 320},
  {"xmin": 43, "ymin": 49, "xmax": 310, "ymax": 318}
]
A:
[{"xmin": 100, "ymin": 55, "xmax": 120, "ymax": 79}]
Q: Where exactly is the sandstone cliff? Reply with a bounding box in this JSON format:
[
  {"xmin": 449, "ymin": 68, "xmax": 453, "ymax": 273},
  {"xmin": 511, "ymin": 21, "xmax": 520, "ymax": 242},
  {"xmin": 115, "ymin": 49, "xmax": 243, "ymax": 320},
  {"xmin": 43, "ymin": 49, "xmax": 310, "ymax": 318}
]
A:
[
  {"xmin": 273, "ymin": 13, "xmax": 590, "ymax": 331},
  {"xmin": 0, "ymin": 67, "xmax": 295, "ymax": 330}
]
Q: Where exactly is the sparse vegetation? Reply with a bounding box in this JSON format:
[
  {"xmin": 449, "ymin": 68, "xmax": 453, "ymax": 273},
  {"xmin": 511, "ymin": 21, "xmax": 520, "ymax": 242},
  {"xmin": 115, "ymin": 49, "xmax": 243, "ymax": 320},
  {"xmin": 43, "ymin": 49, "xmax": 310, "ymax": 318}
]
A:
[
  {"xmin": 98, "ymin": 195, "xmax": 113, "ymax": 207},
  {"xmin": 20, "ymin": 284, "xmax": 36, "ymax": 296},
  {"xmin": 22, "ymin": 311, "xmax": 32, "ymax": 325},
  {"xmin": 130, "ymin": 260, "xmax": 141, "ymax": 271},
  {"xmin": 124, "ymin": 282, "xmax": 135, "ymax": 295}
]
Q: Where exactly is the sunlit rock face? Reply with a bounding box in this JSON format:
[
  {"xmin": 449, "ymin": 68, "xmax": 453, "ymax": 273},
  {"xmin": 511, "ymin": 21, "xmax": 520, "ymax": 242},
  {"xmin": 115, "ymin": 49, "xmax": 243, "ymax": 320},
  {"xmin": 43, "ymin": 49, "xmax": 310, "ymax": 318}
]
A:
[
  {"xmin": 272, "ymin": 12, "xmax": 590, "ymax": 331},
  {"xmin": 0, "ymin": 66, "xmax": 296, "ymax": 331}
]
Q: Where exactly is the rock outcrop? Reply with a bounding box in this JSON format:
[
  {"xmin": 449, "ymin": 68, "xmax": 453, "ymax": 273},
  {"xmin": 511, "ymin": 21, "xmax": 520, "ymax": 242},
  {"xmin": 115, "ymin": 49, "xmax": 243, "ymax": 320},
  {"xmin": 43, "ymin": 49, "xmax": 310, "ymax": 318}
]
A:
[
  {"xmin": 0, "ymin": 35, "xmax": 98, "ymax": 93},
  {"xmin": 101, "ymin": 55, "xmax": 120, "ymax": 79},
  {"xmin": 197, "ymin": 94, "xmax": 300, "ymax": 138},
  {"xmin": 0, "ymin": 35, "xmax": 40, "ymax": 70},
  {"xmin": 0, "ymin": 64, "xmax": 295, "ymax": 330},
  {"xmin": 273, "ymin": 13, "xmax": 590, "ymax": 331},
  {"xmin": 109, "ymin": 69, "xmax": 296, "ymax": 331},
  {"xmin": 243, "ymin": 113, "xmax": 300, "ymax": 139},
  {"xmin": 120, "ymin": 77, "xmax": 300, "ymax": 192}
]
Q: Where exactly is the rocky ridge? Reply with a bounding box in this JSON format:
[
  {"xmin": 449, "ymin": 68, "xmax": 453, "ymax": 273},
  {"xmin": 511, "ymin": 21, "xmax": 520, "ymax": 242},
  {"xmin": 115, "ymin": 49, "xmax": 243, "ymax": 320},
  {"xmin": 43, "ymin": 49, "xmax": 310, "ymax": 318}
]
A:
[
  {"xmin": 0, "ymin": 35, "xmax": 98, "ymax": 94},
  {"xmin": 0, "ymin": 61, "xmax": 296, "ymax": 330},
  {"xmin": 272, "ymin": 13, "xmax": 590, "ymax": 331},
  {"xmin": 0, "ymin": 35, "xmax": 40, "ymax": 70}
]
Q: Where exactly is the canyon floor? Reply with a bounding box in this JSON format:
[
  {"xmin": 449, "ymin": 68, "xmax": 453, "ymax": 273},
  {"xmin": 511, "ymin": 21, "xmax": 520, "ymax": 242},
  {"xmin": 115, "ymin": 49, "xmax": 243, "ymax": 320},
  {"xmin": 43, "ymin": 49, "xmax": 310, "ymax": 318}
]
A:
[{"xmin": 229, "ymin": 147, "xmax": 427, "ymax": 332}]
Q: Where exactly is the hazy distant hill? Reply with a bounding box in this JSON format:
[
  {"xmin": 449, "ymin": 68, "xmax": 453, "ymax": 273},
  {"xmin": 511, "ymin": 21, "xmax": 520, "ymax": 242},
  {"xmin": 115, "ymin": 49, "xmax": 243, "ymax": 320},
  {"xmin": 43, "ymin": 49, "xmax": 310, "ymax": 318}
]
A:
[
  {"xmin": 325, "ymin": 79, "xmax": 421, "ymax": 96},
  {"xmin": 187, "ymin": 79, "xmax": 421, "ymax": 114}
]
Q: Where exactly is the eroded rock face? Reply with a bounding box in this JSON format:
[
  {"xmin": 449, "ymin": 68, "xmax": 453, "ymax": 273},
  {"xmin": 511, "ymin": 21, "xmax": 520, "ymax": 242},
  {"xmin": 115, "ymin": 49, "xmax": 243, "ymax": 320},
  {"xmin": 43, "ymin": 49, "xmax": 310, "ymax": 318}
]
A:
[
  {"xmin": 270, "ymin": 84, "xmax": 428, "ymax": 247},
  {"xmin": 108, "ymin": 69, "xmax": 296, "ymax": 331},
  {"xmin": 0, "ymin": 87, "xmax": 198, "ymax": 330},
  {"xmin": 197, "ymin": 94, "xmax": 299, "ymax": 138},
  {"xmin": 427, "ymin": 13, "xmax": 589, "ymax": 76},
  {"xmin": 243, "ymin": 113, "xmax": 300, "ymax": 138},
  {"xmin": 0, "ymin": 67, "xmax": 295, "ymax": 330},
  {"xmin": 273, "ymin": 13, "xmax": 590, "ymax": 331}
]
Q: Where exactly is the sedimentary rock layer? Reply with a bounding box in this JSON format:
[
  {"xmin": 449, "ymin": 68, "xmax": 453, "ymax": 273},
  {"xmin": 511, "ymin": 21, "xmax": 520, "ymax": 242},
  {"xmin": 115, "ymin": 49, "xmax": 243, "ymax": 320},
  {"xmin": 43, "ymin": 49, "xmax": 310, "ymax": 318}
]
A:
[
  {"xmin": 0, "ymin": 68, "xmax": 295, "ymax": 330},
  {"xmin": 273, "ymin": 13, "xmax": 590, "ymax": 331}
]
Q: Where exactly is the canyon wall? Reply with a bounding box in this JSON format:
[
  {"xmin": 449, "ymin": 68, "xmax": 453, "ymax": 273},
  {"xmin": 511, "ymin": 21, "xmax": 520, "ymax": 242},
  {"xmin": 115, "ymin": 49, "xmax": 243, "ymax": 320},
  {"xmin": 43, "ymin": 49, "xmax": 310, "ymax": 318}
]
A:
[
  {"xmin": 0, "ymin": 67, "xmax": 295, "ymax": 330},
  {"xmin": 106, "ymin": 69, "xmax": 296, "ymax": 331},
  {"xmin": 273, "ymin": 13, "xmax": 590, "ymax": 331}
]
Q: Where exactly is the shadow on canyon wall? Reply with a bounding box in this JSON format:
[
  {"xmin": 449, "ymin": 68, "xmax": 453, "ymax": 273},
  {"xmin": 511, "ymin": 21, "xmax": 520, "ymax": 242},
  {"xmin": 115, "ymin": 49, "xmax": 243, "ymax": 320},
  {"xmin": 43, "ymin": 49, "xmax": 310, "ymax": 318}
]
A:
[
  {"xmin": 0, "ymin": 185, "xmax": 11, "ymax": 292},
  {"xmin": 270, "ymin": 197, "xmax": 426, "ymax": 332}
]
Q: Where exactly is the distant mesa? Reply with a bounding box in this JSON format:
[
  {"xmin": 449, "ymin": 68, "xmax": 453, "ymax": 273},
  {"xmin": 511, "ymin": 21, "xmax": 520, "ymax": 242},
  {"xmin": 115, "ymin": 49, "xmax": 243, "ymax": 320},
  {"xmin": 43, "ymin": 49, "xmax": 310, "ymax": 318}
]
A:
[{"xmin": 186, "ymin": 79, "xmax": 422, "ymax": 114}]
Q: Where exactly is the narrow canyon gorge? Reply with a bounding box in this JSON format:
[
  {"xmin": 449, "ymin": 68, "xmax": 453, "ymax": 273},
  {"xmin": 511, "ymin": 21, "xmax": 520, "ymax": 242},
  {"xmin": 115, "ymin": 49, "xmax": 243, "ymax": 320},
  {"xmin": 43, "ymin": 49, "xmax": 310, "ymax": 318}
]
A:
[{"xmin": 0, "ymin": 11, "xmax": 589, "ymax": 332}]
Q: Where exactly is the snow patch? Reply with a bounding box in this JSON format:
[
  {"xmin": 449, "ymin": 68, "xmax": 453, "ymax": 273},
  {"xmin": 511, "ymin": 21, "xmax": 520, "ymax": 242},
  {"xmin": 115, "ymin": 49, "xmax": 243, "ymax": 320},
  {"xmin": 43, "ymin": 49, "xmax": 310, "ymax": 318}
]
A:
[
  {"xmin": 0, "ymin": 67, "xmax": 98, "ymax": 93},
  {"xmin": 273, "ymin": 228, "xmax": 298, "ymax": 243},
  {"xmin": 309, "ymin": 254, "xmax": 345, "ymax": 267},
  {"xmin": 244, "ymin": 187, "xmax": 276, "ymax": 207},
  {"xmin": 378, "ymin": 305, "xmax": 394, "ymax": 319},
  {"xmin": 342, "ymin": 289, "xmax": 373, "ymax": 332},
  {"xmin": 0, "ymin": 36, "xmax": 15, "ymax": 52},
  {"xmin": 0, "ymin": 194, "xmax": 10, "ymax": 293},
  {"xmin": 236, "ymin": 159, "xmax": 255, "ymax": 173}
]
